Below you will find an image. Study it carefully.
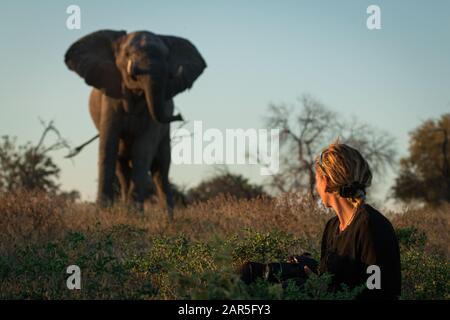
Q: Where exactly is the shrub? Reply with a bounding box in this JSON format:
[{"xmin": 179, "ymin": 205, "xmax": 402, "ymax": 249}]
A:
[
  {"xmin": 0, "ymin": 192, "xmax": 448, "ymax": 299},
  {"xmin": 396, "ymin": 227, "xmax": 450, "ymax": 299}
]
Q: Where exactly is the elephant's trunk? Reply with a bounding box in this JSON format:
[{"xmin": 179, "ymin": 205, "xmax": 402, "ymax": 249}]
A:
[{"xmin": 142, "ymin": 76, "xmax": 183, "ymax": 123}]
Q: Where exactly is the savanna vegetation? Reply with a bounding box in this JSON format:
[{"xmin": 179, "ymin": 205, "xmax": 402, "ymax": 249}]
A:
[
  {"xmin": 0, "ymin": 105, "xmax": 448, "ymax": 300},
  {"xmin": 0, "ymin": 190, "xmax": 448, "ymax": 299}
]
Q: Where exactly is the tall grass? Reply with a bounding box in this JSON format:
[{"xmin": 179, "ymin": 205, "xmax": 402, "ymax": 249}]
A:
[{"xmin": 0, "ymin": 190, "xmax": 448, "ymax": 299}]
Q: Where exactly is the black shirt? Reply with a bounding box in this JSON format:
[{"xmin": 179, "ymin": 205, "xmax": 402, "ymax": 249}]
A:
[{"xmin": 319, "ymin": 203, "xmax": 401, "ymax": 299}]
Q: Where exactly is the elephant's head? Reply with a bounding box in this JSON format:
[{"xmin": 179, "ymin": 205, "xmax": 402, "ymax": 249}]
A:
[{"xmin": 65, "ymin": 30, "xmax": 207, "ymax": 123}]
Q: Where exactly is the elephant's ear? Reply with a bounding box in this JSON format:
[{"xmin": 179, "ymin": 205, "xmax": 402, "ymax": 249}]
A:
[
  {"xmin": 65, "ymin": 30, "xmax": 126, "ymax": 98},
  {"xmin": 159, "ymin": 35, "xmax": 207, "ymax": 98}
]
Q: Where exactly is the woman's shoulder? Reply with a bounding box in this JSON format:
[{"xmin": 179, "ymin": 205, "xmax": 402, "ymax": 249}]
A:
[{"xmin": 359, "ymin": 203, "xmax": 396, "ymax": 234}]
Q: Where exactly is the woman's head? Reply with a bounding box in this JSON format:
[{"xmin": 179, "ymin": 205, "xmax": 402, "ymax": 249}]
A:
[{"xmin": 315, "ymin": 139, "xmax": 372, "ymax": 208}]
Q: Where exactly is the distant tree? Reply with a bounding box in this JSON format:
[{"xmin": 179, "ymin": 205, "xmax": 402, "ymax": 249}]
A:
[
  {"xmin": 262, "ymin": 94, "xmax": 397, "ymax": 198},
  {"xmin": 58, "ymin": 189, "xmax": 82, "ymax": 202},
  {"xmin": 0, "ymin": 121, "xmax": 80, "ymax": 201},
  {"xmin": 146, "ymin": 180, "xmax": 188, "ymax": 207},
  {"xmin": 392, "ymin": 113, "xmax": 450, "ymax": 205},
  {"xmin": 0, "ymin": 136, "xmax": 61, "ymax": 193},
  {"xmin": 187, "ymin": 168, "xmax": 266, "ymax": 203}
]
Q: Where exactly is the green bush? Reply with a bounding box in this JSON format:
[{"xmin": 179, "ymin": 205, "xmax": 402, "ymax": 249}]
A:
[
  {"xmin": 396, "ymin": 226, "xmax": 427, "ymax": 250},
  {"xmin": 0, "ymin": 225, "xmax": 448, "ymax": 299},
  {"xmin": 226, "ymin": 229, "xmax": 313, "ymax": 265},
  {"xmin": 0, "ymin": 225, "xmax": 152, "ymax": 299},
  {"xmin": 396, "ymin": 227, "xmax": 449, "ymax": 299}
]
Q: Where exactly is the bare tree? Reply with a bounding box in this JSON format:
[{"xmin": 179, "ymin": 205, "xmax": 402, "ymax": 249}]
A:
[{"xmin": 261, "ymin": 94, "xmax": 397, "ymax": 198}]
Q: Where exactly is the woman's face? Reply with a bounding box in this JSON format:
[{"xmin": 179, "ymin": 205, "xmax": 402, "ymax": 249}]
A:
[{"xmin": 315, "ymin": 171, "xmax": 331, "ymax": 207}]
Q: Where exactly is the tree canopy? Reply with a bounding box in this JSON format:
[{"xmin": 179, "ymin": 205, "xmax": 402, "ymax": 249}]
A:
[{"xmin": 392, "ymin": 113, "xmax": 450, "ymax": 205}]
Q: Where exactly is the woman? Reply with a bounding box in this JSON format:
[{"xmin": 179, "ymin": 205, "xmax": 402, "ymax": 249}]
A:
[{"xmin": 314, "ymin": 140, "xmax": 401, "ymax": 299}]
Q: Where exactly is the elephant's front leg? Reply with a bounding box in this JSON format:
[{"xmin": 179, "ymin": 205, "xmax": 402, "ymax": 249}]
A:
[
  {"xmin": 151, "ymin": 134, "xmax": 174, "ymax": 221},
  {"xmin": 151, "ymin": 165, "xmax": 174, "ymax": 221},
  {"xmin": 97, "ymin": 99, "xmax": 122, "ymax": 206},
  {"xmin": 116, "ymin": 157, "xmax": 131, "ymax": 203},
  {"xmin": 116, "ymin": 140, "xmax": 132, "ymax": 203},
  {"xmin": 128, "ymin": 159, "xmax": 151, "ymax": 209},
  {"xmin": 128, "ymin": 132, "xmax": 155, "ymax": 209}
]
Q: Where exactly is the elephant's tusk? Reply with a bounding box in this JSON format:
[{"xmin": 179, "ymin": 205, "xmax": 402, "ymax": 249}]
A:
[
  {"xmin": 175, "ymin": 65, "xmax": 183, "ymax": 77},
  {"xmin": 127, "ymin": 59, "xmax": 133, "ymax": 75}
]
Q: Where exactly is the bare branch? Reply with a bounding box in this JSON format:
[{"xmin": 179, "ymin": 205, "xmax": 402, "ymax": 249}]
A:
[{"xmin": 256, "ymin": 94, "xmax": 396, "ymax": 197}]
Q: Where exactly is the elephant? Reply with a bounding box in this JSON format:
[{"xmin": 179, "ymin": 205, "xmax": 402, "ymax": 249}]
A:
[{"xmin": 64, "ymin": 29, "xmax": 206, "ymax": 219}]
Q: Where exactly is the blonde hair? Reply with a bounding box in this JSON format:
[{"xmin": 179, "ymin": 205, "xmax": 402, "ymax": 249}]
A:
[{"xmin": 315, "ymin": 139, "xmax": 372, "ymax": 208}]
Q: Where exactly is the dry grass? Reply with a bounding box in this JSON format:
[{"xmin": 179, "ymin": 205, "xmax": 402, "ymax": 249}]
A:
[
  {"xmin": 0, "ymin": 190, "xmax": 448, "ymax": 299},
  {"xmin": 0, "ymin": 191, "xmax": 66, "ymax": 254},
  {"xmin": 390, "ymin": 205, "xmax": 450, "ymax": 257},
  {"xmin": 1, "ymin": 190, "xmax": 448, "ymax": 256}
]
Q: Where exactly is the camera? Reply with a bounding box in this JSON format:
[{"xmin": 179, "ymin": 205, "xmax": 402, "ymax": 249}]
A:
[{"xmin": 237, "ymin": 253, "xmax": 318, "ymax": 285}]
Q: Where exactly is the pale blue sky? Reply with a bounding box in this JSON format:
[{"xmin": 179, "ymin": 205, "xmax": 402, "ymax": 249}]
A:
[{"xmin": 0, "ymin": 1, "xmax": 449, "ymax": 204}]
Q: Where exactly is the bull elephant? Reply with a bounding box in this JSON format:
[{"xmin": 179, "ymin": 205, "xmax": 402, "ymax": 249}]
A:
[{"xmin": 64, "ymin": 30, "xmax": 206, "ymax": 219}]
